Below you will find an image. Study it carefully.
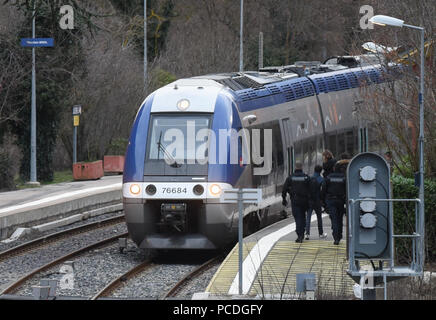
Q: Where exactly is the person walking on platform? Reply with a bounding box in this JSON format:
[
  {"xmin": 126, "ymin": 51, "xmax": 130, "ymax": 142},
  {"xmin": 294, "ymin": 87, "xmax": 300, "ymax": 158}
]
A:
[
  {"xmin": 305, "ymin": 165, "xmax": 328, "ymax": 240},
  {"xmin": 320, "ymin": 162, "xmax": 346, "ymax": 245},
  {"xmin": 282, "ymin": 162, "xmax": 310, "ymax": 243},
  {"xmin": 322, "ymin": 150, "xmax": 336, "ymax": 178}
]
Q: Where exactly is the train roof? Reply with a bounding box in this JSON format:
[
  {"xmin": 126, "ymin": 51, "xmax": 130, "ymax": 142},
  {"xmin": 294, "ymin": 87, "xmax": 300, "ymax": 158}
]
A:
[{"xmin": 187, "ymin": 54, "xmax": 402, "ymax": 112}]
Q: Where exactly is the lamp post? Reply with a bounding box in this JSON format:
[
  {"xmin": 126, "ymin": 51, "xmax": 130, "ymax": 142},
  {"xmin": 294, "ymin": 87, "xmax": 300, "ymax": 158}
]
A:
[
  {"xmin": 239, "ymin": 0, "xmax": 244, "ymax": 72},
  {"xmin": 369, "ymin": 14, "xmax": 425, "ymax": 270},
  {"xmin": 29, "ymin": 0, "xmax": 39, "ymax": 186}
]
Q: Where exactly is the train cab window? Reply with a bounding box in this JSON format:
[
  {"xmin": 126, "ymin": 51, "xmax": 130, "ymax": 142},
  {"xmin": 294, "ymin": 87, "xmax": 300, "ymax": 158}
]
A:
[{"xmin": 147, "ymin": 114, "xmax": 212, "ymax": 162}]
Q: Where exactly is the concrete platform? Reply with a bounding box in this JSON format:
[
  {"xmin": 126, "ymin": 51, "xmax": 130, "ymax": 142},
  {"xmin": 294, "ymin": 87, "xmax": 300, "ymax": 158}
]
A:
[
  {"xmin": 0, "ymin": 176, "xmax": 122, "ymax": 239},
  {"xmin": 206, "ymin": 213, "xmax": 355, "ymax": 299}
]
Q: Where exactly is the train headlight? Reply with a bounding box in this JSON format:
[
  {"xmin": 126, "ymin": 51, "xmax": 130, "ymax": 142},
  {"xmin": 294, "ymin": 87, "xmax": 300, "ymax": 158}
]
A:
[
  {"xmin": 129, "ymin": 184, "xmax": 141, "ymax": 195},
  {"xmin": 146, "ymin": 184, "xmax": 157, "ymax": 195},
  {"xmin": 177, "ymin": 99, "xmax": 190, "ymax": 111},
  {"xmin": 209, "ymin": 184, "xmax": 222, "ymax": 196},
  {"xmin": 193, "ymin": 184, "xmax": 204, "ymax": 195}
]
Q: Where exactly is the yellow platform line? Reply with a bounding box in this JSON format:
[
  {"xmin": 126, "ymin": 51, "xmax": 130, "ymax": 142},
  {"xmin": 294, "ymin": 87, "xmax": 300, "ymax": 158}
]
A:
[
  {"xmin": 207, "ymin": 240, "xmax": 355, "ymax": 298},
  {"xmin": 206, "ymin": 241, "xmax": 256, "ymax": 295},
  {"xmin": 250, "ymin": 240, "xmax": 355, "ymax": 298}
]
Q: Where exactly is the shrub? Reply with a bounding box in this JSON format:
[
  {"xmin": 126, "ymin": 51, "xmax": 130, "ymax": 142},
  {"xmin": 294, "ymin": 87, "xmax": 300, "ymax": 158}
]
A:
[
  {"xmin": 392, "ymin": 175, "xmax": 436, "ymax": 263},
  {"xmin": 106, "ymin": 138, "xmax": 129, "ymax": 156}
]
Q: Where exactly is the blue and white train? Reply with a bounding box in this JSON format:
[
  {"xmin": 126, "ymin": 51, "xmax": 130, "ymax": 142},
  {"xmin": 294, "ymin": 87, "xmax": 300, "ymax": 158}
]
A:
[{"xmin": 122, "ymin": 56, "xmax": 400, "ymax": 251}]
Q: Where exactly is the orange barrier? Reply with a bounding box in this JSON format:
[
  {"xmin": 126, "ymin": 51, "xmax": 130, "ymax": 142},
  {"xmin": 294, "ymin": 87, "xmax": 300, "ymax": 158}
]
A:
[
  {"xmin": 73, "ymin": 160, "xmax": 104, "ymax": 180},
  {"xmin": 103, "ymin": 155, "xmax": 125, "ymax": 174}
]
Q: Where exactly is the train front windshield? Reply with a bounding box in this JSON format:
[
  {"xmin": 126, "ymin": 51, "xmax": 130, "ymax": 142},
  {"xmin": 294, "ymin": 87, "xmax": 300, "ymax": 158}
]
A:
[{"xmin": 147, "ymin": 114, "xmax": 212, "ymax": 163}]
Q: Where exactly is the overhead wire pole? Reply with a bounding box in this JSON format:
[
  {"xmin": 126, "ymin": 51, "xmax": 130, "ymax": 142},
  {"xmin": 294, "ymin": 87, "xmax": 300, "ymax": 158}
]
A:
[
  {"xmin": 239, "ymin": 0, "xmax": 244, "ymax": 72},
  {"xmin": 29, "ymin": 0, "xmax": 39, "ymax": 186}
]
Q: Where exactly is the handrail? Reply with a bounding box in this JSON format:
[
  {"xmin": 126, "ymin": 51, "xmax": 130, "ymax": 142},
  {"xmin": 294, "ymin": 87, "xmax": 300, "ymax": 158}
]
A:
[{"xmin": 347, "ymin": 197, "xmax": 423, "ymax": 276}]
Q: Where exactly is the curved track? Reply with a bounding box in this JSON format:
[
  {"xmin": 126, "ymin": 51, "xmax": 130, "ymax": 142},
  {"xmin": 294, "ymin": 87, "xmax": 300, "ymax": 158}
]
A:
[
  {"xmin": 162, "ymin": 256, "xmax": 221, "ymax": 299},
  {"xmin": 0, "ymin": 232, "xmax": 128, "ymax": 295},
  {"xmin": 0, "ymin": 214, "xmax": 125, "ymax": 262}
]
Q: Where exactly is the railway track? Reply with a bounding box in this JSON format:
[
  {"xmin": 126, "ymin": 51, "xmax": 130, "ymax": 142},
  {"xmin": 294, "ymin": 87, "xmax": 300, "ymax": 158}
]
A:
[
  {"xmin": 0, "ymin": 214, "xmax": 125, "ymax": 262},
  {"xmin": 88, "ymin": 254, "xmax": 221, "ymax": 300},
  {"xmin": 90, "ymin": 260, "xmax": 153, "ymax": 300},
  {"xmin": 162, "ymin": 256, "xmax": 221, "ymax": 299},
  {"xmin": 0, "ymin": 231, "xmax": 129, "ymax": 295},
  {"xmin": 0, "ymin": 206, "xmax": 222, "ymax": 300}
]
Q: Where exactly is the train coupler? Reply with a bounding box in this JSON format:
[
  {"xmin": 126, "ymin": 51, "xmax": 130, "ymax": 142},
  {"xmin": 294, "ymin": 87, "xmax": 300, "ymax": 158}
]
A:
[{"xmin": 160, "ymin": 203, "xmax": 187, "ymax": 232}]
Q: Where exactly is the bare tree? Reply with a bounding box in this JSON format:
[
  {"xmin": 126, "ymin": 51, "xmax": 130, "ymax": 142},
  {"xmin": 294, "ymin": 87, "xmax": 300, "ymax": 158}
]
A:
[{"xmin": 355, "ymin": 0, "xmax": 435, "ymax": 177}]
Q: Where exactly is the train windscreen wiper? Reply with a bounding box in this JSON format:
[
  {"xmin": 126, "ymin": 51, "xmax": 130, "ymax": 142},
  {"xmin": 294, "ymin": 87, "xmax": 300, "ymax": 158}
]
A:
[{"xmin": 157, "ymin": 132, "xmax": 181, "ymax": 168}]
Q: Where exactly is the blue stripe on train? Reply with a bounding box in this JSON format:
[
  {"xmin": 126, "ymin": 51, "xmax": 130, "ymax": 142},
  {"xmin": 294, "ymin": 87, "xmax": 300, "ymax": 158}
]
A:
[
  {"xmin": 123, "ymin": 94, "xmax": 155, "ymax": 183},
  {"xmin": 207, "ymin": 94, "xmax": 245, "ymax": 186}
]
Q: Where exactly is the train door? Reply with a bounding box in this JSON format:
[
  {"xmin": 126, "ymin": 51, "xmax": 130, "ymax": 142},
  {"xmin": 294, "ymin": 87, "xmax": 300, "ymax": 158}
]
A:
[
  {"xmin": 281, "ymin": 118, "xmax": 294, "ymax": 175},
  {"xmin": 359, "ymin": 127, "xmax": 368, "ymax": 152}
]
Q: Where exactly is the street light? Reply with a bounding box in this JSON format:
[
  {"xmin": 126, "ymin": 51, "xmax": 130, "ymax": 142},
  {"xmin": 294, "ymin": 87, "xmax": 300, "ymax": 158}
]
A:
[
  {"xmin": 239, "ymin": 0, "xmax": 244, "ymax": 72},
  {"xmin": 369, "ymin": 14, "xmax": 425, "ymax": 271}
]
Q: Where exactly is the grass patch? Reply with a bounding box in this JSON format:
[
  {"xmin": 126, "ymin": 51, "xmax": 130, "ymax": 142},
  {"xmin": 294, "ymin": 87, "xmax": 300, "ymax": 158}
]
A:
[{"xmin": 13, "ymin": 170, "xmax": 73, "ymax": 189}]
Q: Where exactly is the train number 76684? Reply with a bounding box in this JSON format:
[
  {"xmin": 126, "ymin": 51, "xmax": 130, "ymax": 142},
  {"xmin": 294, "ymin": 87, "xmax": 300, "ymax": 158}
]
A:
[{"xmin": 162, "ymin": 187, "xmax": 187, "ymax": 194}]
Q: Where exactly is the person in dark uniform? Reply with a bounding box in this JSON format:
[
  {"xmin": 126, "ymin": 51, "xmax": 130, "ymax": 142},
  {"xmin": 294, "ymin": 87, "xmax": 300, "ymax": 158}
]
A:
[
  {"xmin": 320, "ymin": 162, "xmax": 346, "ymax": 245},
  {"xmin": 305, "ymin": 165, "xmax": 327, "ymax": 240},
  {"xmin": 322, "ymin": 150, "xmax": 336, "ymax": 178},
  {"xmin": 282, "ymin": 162, "xmax": 310, "ymax": 243}
]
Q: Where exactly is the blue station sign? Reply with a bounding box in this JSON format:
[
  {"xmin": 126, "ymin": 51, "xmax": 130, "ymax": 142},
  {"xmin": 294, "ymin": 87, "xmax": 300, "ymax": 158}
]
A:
[{"xmin": 21, "ymin": 38, "xmax": 54, "ymax": 47}]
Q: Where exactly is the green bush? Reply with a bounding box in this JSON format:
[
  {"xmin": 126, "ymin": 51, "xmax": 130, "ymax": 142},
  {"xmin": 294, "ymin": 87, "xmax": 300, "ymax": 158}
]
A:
[
  {"xmin": 392, "ymin": 175, "xmax": 436, "ymax": 263},
  {"xmin": 106, "ymin": 138, "xmax": 128, "ymax": 156}
]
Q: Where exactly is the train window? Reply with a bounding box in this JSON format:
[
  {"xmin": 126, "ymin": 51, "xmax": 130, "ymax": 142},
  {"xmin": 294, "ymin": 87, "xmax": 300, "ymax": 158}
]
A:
[
  {"xmin": 337, "ymin": 131, "xmax": 346, "ymax": 156},
  {"xmin": 316, "ymin": 134, "xmax": 324, "ymax": 165},
  {"xmin": 147, "ymin": 114, "xmax": 212, "ymax": 161},
  {"xmin": 368, "ymin": 123, "xmax": 383, "ymax": 154},
  {"xmin": 307, "ymin": 138, "xmax": 316, "ymax": 174},
  {"xmin": 327, "ymin": 133, "xmax": 337, "ymax": 158},
  {"xmin": 294, "ymin": 141, "xmax": 303, "ymax": 169},
  {"xmin": 354, "ymin": 128, "xmax": 359, "ymax": 155},
  {"xmin": 302, "ymin": 140, "xmax": 311, "ymax": 173},
  {"xmin": 346, "ymin": 130, "xmax": 354, "ymax": 156}
]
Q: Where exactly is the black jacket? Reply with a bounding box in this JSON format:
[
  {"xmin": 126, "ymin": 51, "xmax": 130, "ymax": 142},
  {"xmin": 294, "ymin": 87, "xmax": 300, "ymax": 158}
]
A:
[
  {"xmin": 320, "ymin": 172, "xmax": 346, "ymax": 203},
  {"xmin": 335, "ymin": 159, "xmax": 350, "ymax": 176},
  {"xmin": 282, "ymin": 170, "xmax": 311, "ymax": 205},
  {"xmin": 322, "ymin": 158, "xmax": 337, "ymax": 178}
]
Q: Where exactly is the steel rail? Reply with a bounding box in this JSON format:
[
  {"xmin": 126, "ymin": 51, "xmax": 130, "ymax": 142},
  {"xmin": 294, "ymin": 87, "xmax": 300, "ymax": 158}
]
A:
[
  {"xmin": 162, "ymin": 256, "xmax": 220, "ymax": 299},
  {"xmin": 0, "ymin": 213, "xmax": 125, "ymax": 262},
  {"xmin": 90, "ymin": 260, "xmax": 153, "ymax": 300},
  {"xmin": 0, "ymin": 232, "xmax": 129, "ymax": 295}
]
